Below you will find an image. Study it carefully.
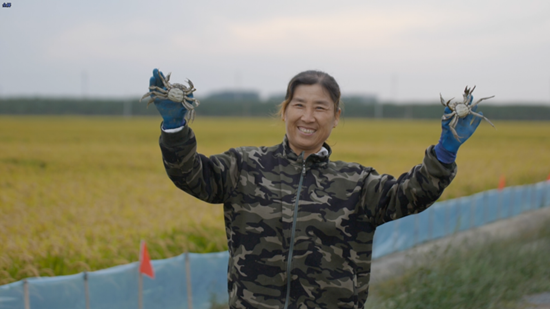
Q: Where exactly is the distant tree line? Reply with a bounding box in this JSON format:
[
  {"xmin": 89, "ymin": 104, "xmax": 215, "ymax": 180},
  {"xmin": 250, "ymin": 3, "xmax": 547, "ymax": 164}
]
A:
[{"xmin": 1, "ymin": 96, "xmax": 549, "ymax": 120}]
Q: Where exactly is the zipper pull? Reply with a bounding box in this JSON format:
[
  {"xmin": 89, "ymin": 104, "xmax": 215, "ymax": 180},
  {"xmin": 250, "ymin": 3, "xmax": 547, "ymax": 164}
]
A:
[{"xmin": 300, "ymin": 151, "xmax": 306, "ymax": 176}]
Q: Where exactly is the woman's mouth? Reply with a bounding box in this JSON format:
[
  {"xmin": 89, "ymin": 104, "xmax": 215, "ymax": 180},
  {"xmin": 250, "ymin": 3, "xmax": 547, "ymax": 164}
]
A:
[{"xmin": 298, "ymin": 127, "xmax": 316, "ymax": 134}]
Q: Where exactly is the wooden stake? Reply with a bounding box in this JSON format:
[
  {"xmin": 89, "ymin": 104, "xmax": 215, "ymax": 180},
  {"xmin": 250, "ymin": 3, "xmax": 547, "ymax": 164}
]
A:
[
  {"xmin": 84, "ymin": 272, "xmax": 90, "ymax": 309},
  {"xmin": 24, "ymin": 279, "xmax": 30, "ymax": 309},
  {"xmin": 185, "ymin": 251, "xmax": 193, "ymax": 309}
]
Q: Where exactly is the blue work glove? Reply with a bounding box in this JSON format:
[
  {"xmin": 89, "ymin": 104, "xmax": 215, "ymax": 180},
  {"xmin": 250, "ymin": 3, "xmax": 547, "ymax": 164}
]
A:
[
  {"xmin": 148, "ymin": 68, "xmax": 189, "ymax": 130},
  {"xmin": 434, "ymin": 96, "xmax": 483, "ymax": 164}
]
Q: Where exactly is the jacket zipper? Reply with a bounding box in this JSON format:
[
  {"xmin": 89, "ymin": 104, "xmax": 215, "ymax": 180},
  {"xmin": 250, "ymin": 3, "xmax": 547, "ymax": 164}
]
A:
[{"xmin": 283, "ymin": 153, "xmax": 306, "ymax": 309}]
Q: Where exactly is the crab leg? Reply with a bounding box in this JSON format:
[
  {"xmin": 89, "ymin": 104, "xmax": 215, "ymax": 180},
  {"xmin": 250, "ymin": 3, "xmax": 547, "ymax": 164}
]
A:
[
  {"xmin": 186, "ymin": 96, "xmax": 198, "ymax": 103},
  {"xmin": 449, "ymin": 116, "xmax": 462, "ymax": 141},
  {"xmin": 140, "ymin": 91, "xmax": 166, "ymax": 102},
  {"xmin": 182, "ymin": 100, "xmax": 194, "ymax": 110},
  {"xmin": 160, "ymin": 72, "xmax": 171, "ymax": 89},
  {"xmin": 172, "ymin": 84, "xmax": 189, "ymax": 92},
  {"xmin": 148, "ymin": 86, "xmax": 169, "ymax": 94},
  {"xmin": 139, "ymin": 93, "xmax": 156, "ymax": 106},
  {"xmin": 140, "ymin": 92, "xmax": 152, "ymax": 102},
  {"xmin": 183, "ymin": 97, "xmax": 200, "ymax": 107},
  {"xmin": 187, "ymin": 110, "xmax": 196, "ymax": 123},
  {"xmin": 442, "ymin": 111, "xmax": 456, "ymax": 121},
  {"xmin": 470, "ymin": 111, "xmax": 496, "ymax": 127},
  {"xmin": 192, "ymin": 98, "xmax": 200, "ymax": 107},
  {"xmin": 148, "ymin": 90, "xmax": 168, "ymax": 98},
  {"xmin": 471, "ymin": 95, "xmax": 495, "ymax": 108}
]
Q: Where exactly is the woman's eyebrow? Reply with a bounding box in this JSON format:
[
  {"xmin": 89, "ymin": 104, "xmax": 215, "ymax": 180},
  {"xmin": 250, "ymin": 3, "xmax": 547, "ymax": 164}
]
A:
[
  {"xmin": 314, "ymin": 100, "xmax": 331, "ymax": 105},
  {"xmin": 292, "ymin": 96, "xmax": 331, "ymax": 105}
]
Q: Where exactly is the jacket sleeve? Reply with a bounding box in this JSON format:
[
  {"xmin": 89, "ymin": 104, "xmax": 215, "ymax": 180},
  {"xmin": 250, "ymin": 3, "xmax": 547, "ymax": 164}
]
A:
[
  {"xmin": 362, "ymin": 145, "xmax": 457, "ymax": 227},
  {"xmin": 159, "ymin": 124, "xmax": 242, "ymax": 204}
]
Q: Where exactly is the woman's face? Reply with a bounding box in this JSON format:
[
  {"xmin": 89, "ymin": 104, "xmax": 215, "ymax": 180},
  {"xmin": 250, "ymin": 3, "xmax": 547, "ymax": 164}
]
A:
[{"xmin": 283, "ymin": 84, "xmax": 340, "ymax": 158}]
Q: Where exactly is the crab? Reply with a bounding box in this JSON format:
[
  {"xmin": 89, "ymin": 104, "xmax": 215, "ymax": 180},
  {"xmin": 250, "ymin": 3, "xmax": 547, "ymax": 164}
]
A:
[
  {"xmin": 140, "ymin": 71, "xmax": 200, "ymax": 122},
  {"xmin": 440, "ymin": 86, "xmax": 495, "ymax": 141}
]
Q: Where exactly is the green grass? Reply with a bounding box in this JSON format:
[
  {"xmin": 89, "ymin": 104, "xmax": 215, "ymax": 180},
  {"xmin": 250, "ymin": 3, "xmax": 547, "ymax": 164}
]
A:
[{"xmin": 365, "ymin": 217, "xmax": 550, "ymax": 309}]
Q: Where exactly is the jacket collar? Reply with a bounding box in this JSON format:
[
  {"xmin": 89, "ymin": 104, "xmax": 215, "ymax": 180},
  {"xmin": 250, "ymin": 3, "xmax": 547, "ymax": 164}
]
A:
[{"xmin": 280, "ymin": 135, "xmax": 332, "ymax": 165}]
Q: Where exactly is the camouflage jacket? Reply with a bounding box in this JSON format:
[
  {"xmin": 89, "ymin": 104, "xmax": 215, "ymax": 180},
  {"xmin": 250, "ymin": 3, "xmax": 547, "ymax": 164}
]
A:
[{"xmin": 159, "ymin": 125, "xmax": 457, "ymax": 309}]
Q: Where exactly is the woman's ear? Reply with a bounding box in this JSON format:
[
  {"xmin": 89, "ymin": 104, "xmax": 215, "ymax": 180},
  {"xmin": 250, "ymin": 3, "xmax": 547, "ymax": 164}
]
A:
[{"xmin": 333, "ymin": 108, "xmax": 341, "ymax": 128}]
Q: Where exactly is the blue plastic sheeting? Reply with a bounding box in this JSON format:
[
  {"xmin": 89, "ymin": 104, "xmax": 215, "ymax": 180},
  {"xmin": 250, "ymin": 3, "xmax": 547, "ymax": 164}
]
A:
[
  {"xmin": 394, "ymin": 214, "xmax": 415, "ymax": 252},
  {"xmin": 28, "ymin": 273, "xmax": 86, "ymax": 309},
  {"xmin": 0, "ymin": 280, "xmax": 24, "ymax": 309},
  {"xmin": 484, "ymin": 191, "xmax": 499, "ymax": 224},
  {"xmin": 0, "ymin": 252, "xmax": 229, "ymax": 309},
  {"xmin": 1, "ymin": 182, "xmax": 549, "ymax": 309},
  {"xmin": 434, "ymin": 203, "xmax": 449, "ymax": 239},
  {"xmin": 372, "ymin": 181, "xmax": 549, "ymax": 259},
  {"xmin": 471, "ymin": 193, "xmax": 486, "ymax": 227},
  {"xmin": 371, "ymin": 222, "xmax": 392, "ymax": 259},
  {"xmin": 415, "ymin": 206, "xmax": 431, "ymax": 245},
  {"xmin": 88, "ymin": 263, "xmax": 139, "ymax": 309},
  {"xmin": 86, "ymin": 252, "xmax": 227, "ymax": 309}
]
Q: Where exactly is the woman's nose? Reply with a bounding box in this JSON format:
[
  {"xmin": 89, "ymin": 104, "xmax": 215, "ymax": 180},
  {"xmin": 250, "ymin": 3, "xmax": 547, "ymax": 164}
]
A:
[{"xmin": 301, "ymin": 107, "xmax": 315, "ymax": 122}]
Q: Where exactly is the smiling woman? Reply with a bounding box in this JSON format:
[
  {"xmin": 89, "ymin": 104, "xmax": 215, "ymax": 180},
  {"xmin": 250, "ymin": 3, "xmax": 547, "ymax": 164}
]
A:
[
  {"xmin": 278, "ymin": 71, "xmax": 342, "ymax": 158},
  {"xmin": 147, "ymin": 68, "xmax": 481, "ymax": 309}
]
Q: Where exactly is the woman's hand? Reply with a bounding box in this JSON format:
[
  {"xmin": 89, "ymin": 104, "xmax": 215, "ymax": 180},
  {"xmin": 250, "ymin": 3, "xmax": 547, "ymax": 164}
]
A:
[
  {"xmin": 148, "ymin": 68, "xmax": 189, "ymax": 129},
  {"xmin": 434, "ymin": 99, "xmax": 483, "ymax": 164}
]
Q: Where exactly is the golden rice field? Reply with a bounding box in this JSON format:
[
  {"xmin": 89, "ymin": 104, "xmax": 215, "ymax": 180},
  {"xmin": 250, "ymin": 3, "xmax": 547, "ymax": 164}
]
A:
[{"xmin": 1, "ymin": 116, "xmax": 549, "ymax": 285}]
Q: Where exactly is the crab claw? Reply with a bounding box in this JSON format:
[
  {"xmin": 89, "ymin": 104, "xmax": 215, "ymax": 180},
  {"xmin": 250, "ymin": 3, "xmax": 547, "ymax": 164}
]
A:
[
  {"xmin": 440, "ymin": 94, "xmax": 455, "ymax": 107},
  {"xmin": 186, "ymin": 79, "xmax": 197, "ymax": 93},
  {"xmin": 463, "ymin": 85, "xmax": 476, "ymax": 105},
  {"xmin": 159, "ymin": 72, "xmax": 171, "ymax": 89},
  {"xmin": 464, "ymin": 85, "xmax": 476, "ymax": 96}
]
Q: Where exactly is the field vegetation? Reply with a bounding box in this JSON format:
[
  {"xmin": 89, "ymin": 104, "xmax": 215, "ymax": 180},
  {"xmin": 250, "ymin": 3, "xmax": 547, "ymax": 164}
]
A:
[
  {"xmin": 1, "ymin": 116, "xmax": 549, "ymax": 285},
  {"xmin": 2, "ymin": 97, "xmax": 550, "ymax": 120},
  {"xmin": 365, "ymin": 217, "xmax": 550, "ymax": 309}
]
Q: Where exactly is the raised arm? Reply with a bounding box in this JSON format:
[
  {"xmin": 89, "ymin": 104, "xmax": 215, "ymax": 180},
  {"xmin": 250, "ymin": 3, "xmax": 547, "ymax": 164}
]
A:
[
  {"xmin": 364, "ymin": 88, "xmax": 485, "ymax": 226},
  {"xmin": 144, "ymin": 68, "xmax": 242, "ymax": 203},
  {"xmin": 363, "ymin": 146, "xmax": 456, "ymax": 227},
  {"xmin": 159, "ymin": 126, "xmax": 242, "ymax": 204}
]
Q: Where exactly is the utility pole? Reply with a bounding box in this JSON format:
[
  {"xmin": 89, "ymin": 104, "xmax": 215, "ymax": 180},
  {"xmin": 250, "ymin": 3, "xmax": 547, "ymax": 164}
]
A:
[
  {"xmin": 81, "ymin": 70, "xmax": 88, "ymax": 99},
  {"xmin": 236, "ymin": 71, "xmax": 249, "ymax": 116},
  {"xmin": 123, "ymin": 100, "xmax": 132, "ymax": 118}
]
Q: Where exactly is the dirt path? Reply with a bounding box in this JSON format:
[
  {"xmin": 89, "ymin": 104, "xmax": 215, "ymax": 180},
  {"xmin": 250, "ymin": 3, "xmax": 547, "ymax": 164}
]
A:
[{"xmin": 519, "ymin": 293, "xmax": 550, "ymax": 309}]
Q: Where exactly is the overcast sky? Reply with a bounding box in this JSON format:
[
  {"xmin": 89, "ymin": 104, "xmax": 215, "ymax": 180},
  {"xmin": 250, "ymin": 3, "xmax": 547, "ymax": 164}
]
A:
[{"xmin": 1, "ymin": 0, "xmax": 549, "ymax": 104}]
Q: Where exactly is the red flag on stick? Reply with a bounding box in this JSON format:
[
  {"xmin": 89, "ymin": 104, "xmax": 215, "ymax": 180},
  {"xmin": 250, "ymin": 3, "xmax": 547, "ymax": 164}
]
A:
[
  {"xmin": 547, "ymin": 173, "xmax": 550, "ymax": 181},
  {"xmin": 139, "ymin": 241, "xmax": 155, "ymax": 279},
  {"xmin": 498, "ymin": 175, "xmax": 506, "ymax": 191}
]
